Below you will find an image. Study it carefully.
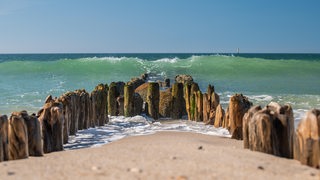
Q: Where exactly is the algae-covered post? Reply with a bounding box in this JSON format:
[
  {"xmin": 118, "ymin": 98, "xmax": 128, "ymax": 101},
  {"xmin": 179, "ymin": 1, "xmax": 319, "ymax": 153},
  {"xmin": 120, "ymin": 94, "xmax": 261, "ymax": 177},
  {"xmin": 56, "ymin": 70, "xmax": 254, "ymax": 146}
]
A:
[{"xmin": 147, "ymin": 82, "xmax": 160, "ymax": 120}]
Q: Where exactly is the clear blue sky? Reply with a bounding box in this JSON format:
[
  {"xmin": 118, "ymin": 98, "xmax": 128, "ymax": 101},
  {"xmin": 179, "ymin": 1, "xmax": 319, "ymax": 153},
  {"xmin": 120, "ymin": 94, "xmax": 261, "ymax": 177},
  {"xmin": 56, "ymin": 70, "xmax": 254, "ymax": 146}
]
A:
[{"xmin": 0, "ymin": 0, "xmax": 319, "ymax": 53}]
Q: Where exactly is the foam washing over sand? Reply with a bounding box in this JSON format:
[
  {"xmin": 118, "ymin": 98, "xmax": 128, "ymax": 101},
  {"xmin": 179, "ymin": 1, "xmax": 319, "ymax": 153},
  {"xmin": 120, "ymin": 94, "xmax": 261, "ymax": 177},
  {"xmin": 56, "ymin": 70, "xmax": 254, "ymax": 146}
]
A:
[{"xmin": 64, "ymin": 116, "xmax": 231, "ymax": 150}]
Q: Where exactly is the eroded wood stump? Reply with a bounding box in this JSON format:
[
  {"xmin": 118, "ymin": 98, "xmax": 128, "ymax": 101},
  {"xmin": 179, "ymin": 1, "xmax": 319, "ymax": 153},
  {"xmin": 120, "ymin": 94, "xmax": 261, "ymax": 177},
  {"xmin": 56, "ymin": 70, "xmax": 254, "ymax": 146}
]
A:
[
  {"xmin": 227, "ymin": 94, "xmax": 252, "ymax": 140},
  {"xmin": 214, "ymin": 104, "xmax": 225, "ymax": 128},
  {"xmin": 294, "ymin": 109, "xmax": 320, "ymax": 168},
  {"xmin": 245, "ymin": 102, "xmax": 294, "ymax": 158},
  {"xmin": 38, "ymin": 96, "xmax": 64, "ymax": 153},
  {"xmin": 22, "ymin": 111, "xmax": 43, "ymax": 156},
  {"xmin": 8, "ymin": 112, "xmax": 28, "ymax": 160},
  {"xmin": 243, "ymin": 105, "xmax": 262, "ymax": 149}
]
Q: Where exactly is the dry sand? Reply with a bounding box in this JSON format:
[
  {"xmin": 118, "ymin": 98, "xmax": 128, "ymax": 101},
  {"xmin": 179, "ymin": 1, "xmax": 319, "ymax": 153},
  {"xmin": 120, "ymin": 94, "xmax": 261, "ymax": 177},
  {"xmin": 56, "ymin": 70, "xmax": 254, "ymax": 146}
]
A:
[{"xmin": 0, "ymin": 131, "xmax": 319, "ymax": 180}]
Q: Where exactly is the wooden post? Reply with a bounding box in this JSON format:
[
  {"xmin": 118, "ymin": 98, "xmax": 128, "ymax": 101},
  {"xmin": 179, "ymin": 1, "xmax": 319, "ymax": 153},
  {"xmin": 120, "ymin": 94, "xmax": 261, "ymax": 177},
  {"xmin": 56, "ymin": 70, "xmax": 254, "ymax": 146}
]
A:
[
  {"xmin": 38, "ymin": 96, "xmax": 64, "ymax": 153},
  {"xmin": 184, "ymin": 83, "xmax": 191, "ymax": 120},
  {"xmin": 214, "ymin": 104, "xmax": 225, "ymax": 128},
  {"xmin": 190, "ymin": 93, "xmax": 196, "ymax": 121},
  {"xmin": 57, "ymin": 92, "xmax": 71, "ymax": 144},
  {"xmin": 171, "ymin": 83, "xmax": 184, "ymax": 119},
  {"xmin": 0, "ymin": 115, "xmax": 9, "ymax": 161},
  {"xmin": 195, "ymin": 90, "xmax": 203, "ymax": 122},
  {"xmin": 202, "ymin": 93, "xmax": 210, "ymax": 124},
  {"xmin": 147, "ymin": 82, "xmax": 160, "ymax": 120},
  {"xmin": 134, "ymin": 93, "xmax": 143, "ymax": 116},
  {"xmin": 21, "ymin": 111, "xmax": 43, "ymax": 156},
  {"xmin": 108, "ymin": 82, "xmax": 118, "ymax": 116},
  {"xmin": 228, "ymin": 94, "xmax": 252, "ymax": 140},
  {"xmin": 294, "ymin": 109, "xmax": 320, "ymax": 168},
  {"xmin": 124, "ymin": 83, "xmax": 134, "ymax": 117},
  {"xmin": 91, "ymin": 84, "xmax": 108, "ymax": 126},
  {"xmin": 8, "ymin": 112, "xmax": 28, "ymax": 160},
  {"xmin": 242, "ymin": 105, "xmax": 262, "ymax": 149}
]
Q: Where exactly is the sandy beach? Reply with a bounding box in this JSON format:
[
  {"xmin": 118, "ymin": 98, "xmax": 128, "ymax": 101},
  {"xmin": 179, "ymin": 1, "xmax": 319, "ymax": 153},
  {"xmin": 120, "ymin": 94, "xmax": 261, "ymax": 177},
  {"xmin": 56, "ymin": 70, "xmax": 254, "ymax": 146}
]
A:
[{"xmin": 0, "ymin": 131, "xmax": 318, "ymax": 180}]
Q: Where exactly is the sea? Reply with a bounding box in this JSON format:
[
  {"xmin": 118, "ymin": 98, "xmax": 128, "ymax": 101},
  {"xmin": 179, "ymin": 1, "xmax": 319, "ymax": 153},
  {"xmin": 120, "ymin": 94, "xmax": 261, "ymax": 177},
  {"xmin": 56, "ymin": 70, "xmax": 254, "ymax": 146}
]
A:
[{"xmin": 0, "ymin": 53, "xmax": 319, "ymax": 150}]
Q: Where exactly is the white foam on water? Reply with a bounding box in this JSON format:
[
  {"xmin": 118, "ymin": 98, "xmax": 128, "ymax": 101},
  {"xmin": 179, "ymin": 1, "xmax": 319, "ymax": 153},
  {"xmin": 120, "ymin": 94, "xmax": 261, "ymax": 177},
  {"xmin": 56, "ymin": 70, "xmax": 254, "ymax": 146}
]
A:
[
  {"xmin": 64, "ymin": 116, "xmax": 231, "ymax": 150},
  {"xmin": 248, "ymin": 95, "xmax": 273, "ymax": 102},
  {"xmin": 154, "ymin": 57, "xmax": 179, "ymax": 63}
]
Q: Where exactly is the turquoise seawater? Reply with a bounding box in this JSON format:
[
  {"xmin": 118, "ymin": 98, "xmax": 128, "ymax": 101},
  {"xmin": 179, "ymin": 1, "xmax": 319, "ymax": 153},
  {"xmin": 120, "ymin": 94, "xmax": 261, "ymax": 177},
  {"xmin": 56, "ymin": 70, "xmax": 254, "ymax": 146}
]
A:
[{"xmin": 0, "ymin": 53, "xmax": 320, "ymax": 126}]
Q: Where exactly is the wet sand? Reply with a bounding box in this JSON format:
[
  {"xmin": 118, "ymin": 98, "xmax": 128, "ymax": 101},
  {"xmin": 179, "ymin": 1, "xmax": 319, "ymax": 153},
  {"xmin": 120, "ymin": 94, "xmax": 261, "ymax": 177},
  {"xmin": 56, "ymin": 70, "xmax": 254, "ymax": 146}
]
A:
[{"xmin": 0, "ymin": 131, "xmax": 318, "ymax": 180}]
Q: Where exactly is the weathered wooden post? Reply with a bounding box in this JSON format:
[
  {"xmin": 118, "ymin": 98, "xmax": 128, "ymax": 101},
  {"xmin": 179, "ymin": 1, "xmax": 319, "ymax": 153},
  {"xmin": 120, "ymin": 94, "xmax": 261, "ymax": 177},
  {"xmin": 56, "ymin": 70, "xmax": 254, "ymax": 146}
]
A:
[
  {"xmin": 245, "ymin": 102, "xmax": 294, "ymax": 158},
  {"xmin": 147, "ymin": 82, "xmax": 160, "ymax": 120},
  {"xmin": 227, "ymin": 94, "xmax": 252, "ymax": 140},
  {"xmin": 242, "ymin": 105, "xmax": 262, "ymax": 149},
  {"xmin": 294, "ymin": 109, "xmax": 320, "ymax": 168},
  {"xmin": 267, "ymin": 102, "xmax": 294, "ymax": 158},
  {"xmin": 76, "ymin": 90, "xmax": 85, "ymax": 130},
  {"xmin": 202, "ymin": 93, "xmax": 210, "ymax": 124},
  {"xmin": 8, "ymin": 112, "xmax": 29, "ymax": 160},
  {"xmin": 195, "ymin": 91, "xmax": 203, "ymax": 122},
  {"xmin": 81, "ymin": 90, "xmax": 91, "ymax": 129},
  {"xmin": 171, "ymin": 83, "xmax": 184, "ymax": 119},
  {"xmin": 57, "ymin": 92, "xmax": 71, "ymax": 144},
  {"xmin": 184, "ymin": 83, "xmax": 192, "ymax": 120},
  {"xmin": 108, "ymin": 82, "xmax": 118, "ymax": 116},
  {"xmin": 0, "ymin": 115, "xmax": 9, "ymax": 161},
  {"xmin": 21, "ymin": 111, "xmax": 43, "ymax": 156},
  {"xmin": 68, "ymin": 92, "xmax": 79, "ymax": 136},
  {"xmin": 38, "ymin": 96, "xmax": 64, "ymax": 153},
  {"xmin": 91, "ymin": 84, "xmax": 108, "ymax": 126},
  {"xmin": 124, "ymin": 83, "xmax": 134, "ymax": 117},
  {"xmin": 133, "ymin": 93, "xmax": 143, "ymax": 116},
  {"xmin": 159, "ymin": 88, "xmax": 172, "ymax": 118},
  {"xmin": 214, "ymin": 104, "xmax": 225, "ymax": 128}
]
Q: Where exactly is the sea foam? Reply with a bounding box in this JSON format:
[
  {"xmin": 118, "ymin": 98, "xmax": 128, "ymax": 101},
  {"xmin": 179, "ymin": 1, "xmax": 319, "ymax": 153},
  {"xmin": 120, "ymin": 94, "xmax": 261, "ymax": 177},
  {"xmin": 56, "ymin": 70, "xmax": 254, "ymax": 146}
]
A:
[{"xmin": 64, "ymin": 115, "xmax": 231, "ymax": 150}]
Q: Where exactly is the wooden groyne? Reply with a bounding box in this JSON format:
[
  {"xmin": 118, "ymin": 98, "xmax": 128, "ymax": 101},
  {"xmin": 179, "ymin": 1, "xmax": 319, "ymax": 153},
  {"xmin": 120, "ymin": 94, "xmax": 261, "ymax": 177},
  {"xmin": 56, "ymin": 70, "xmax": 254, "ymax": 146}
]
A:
[{"xmin": 0, "ymin": 74, "xmax": 319, "ymax": 169}]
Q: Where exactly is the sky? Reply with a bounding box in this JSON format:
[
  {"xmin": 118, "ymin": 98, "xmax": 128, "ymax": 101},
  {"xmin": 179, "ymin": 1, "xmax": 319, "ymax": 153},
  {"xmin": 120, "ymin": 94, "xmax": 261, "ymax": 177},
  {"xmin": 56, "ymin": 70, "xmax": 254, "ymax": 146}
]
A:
[{"xmin": 0, "ymin": 0, "xmax": 319, "ymax": 53}]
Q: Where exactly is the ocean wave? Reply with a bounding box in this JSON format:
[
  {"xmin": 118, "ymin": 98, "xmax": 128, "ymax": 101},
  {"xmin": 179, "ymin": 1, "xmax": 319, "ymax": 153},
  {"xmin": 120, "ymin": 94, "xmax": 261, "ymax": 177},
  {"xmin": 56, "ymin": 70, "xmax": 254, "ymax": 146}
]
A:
[{"xmin": 154, "ymin": 57, "xmax": 179, "ymax": 63}]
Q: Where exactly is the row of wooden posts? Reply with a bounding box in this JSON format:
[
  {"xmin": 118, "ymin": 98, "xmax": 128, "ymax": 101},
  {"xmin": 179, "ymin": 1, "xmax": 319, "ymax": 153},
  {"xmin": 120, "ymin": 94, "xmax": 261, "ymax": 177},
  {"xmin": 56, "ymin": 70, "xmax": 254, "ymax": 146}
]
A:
[{"xmin": 0, "ymin": 74, "xmax": 319, "ymax": 169}]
